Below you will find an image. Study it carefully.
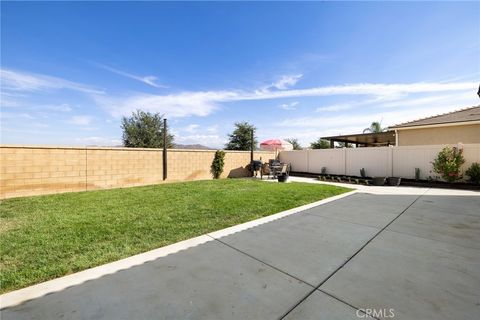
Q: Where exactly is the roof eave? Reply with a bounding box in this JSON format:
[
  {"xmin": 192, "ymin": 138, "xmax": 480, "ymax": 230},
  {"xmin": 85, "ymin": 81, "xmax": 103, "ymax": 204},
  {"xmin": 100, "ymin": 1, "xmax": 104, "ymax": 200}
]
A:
[{"xmin": 389, "ymin": 120, "xmax": 480, "ymax": 130}]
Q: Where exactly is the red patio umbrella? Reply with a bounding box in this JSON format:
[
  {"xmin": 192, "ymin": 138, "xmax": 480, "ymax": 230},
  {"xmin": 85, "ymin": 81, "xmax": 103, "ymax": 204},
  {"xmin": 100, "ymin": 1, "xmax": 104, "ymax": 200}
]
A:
[{"xmin": 260, "ymin": 139, "xmax": 293, "ymax": 152}]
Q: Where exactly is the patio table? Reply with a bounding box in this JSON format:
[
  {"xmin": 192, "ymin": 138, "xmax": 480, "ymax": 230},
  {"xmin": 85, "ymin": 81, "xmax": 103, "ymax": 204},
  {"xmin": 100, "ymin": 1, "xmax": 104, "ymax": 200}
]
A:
[{"xmin": 270, "ymin": 164, "xmax": 283, "ymax": 178}]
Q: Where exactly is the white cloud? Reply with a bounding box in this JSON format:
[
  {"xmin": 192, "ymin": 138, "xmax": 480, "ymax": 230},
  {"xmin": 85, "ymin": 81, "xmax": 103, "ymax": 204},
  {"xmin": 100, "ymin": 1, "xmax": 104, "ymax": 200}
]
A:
[
  {"xmin": 315, "ymin": 94, "xmax": 406, "ymax": 112},
  {"xmin": 0, "ymin": 91, "xmax": 27, "ymax": 107},
  {"xmin": 97, "ymin": 80, "xmax": 477, "ymax": 119},
  {"xmin": 36, "ymin": 103, "xmax": 73, "ymax": 112},
  {"xmin": 378, "ymin": 93, "xmax": 470, "ymax": 108},
  {"xmin": 279, "ymin": 104, "xmax": 473, "ymax": 130},
  {"xmin": 242, "ymin": 82, "xmax": 476, "ymax": 101},
  {"xmin": 271, "ymin": 74, "xmax": 303, "ymax": 90},
  {"xmin": 184, "ymin": 124, "xmax": 199, "ymax": 133},
  {"xmin": 279, "ymin": 101, "xmax": 299, "ymax": 110},
  {"xmin": 33, "ymin": 123, "xmax": 50, "ymax": 128},
  {"xmin": 3, "ymin": 67, "xmax": 478, "ymax": 125},
  {"xmin": 0, "ymin": 68, "xmax": 103, "ymax": 94},
  {"xmin": 175, "ymin": 134, "xmax": 226, "ymax": 148},
  {"xmin": 316, "ymin": 104, "xmax": 352, "ymax": 112},
  {"xmin": 94, "ymin": 63, "xmax": 168, "ymax": 88},
  {"xmin": 206, "ymin": 125, "xmax": 218, "ymax": 133},
  {"xmin": 94, "ymin": 90, "xmax": 238, "ymax": 118},
  {"xmin": 68, "ymin": 116, "xmax": 93, "ymax": 126},
  {"xmin": 0, "ymin": 112, "xmax": 35, "ymax": 120},
  {"xmin": 174, "ymin": 125, "xmax": 222, "ymax": 147}
]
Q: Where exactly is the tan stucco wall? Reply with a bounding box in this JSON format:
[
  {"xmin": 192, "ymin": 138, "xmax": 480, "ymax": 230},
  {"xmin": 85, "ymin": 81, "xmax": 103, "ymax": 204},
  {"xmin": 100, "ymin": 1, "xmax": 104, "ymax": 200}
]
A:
[
  {"xmin": 397, "ymin": 124, "xmax": 480, "ymax": 146},
  {"xmin": 0, "ymin": 146, "xmax": 275, "ymax": 199}
]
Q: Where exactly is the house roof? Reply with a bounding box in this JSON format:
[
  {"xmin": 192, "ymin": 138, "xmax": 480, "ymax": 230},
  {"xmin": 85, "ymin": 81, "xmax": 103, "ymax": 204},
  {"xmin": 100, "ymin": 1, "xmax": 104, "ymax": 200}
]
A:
[{"xmin": 389, "ymin": 105, "xmax": 480, "ymax": 129}]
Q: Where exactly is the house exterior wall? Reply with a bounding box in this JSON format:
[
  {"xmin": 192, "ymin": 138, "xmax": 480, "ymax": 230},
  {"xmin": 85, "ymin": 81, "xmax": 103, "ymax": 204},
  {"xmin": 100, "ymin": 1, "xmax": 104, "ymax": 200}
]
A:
[
  {"xmin": 397, "ymin": 123, "xmax": 480, "ymax": 146},
  {"xmin": 0, "ymin": 146, "xmax": 275, "ymax": 199}
]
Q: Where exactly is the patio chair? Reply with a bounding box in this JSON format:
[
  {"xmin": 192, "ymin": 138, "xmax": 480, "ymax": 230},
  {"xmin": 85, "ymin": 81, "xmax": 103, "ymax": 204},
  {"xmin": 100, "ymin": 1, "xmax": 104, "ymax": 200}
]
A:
[
  {"xmin": 279, "ymin": 163, "xmax": 289, "ymax": 175},
  {"xmin": 260, "ymin": 163, "xmax": 272, "ymax": 179},
  {"xmin": 276, "ymin": 163, "xmax": 290, "ymax": 182},
  {"xmin": 269, "ymin": 161, "xmax": 283, "ymax": 178}
]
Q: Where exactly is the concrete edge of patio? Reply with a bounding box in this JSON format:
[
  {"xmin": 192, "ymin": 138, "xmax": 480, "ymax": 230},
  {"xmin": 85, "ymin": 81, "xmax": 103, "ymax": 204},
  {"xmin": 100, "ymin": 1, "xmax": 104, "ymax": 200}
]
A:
[
  {"xmin": 0, "ymin": 190, "xmax": 358, "ymax": 309},
  {"xmin": 286, "ymin": 176, "xmax": 480, "ymax": 196}
]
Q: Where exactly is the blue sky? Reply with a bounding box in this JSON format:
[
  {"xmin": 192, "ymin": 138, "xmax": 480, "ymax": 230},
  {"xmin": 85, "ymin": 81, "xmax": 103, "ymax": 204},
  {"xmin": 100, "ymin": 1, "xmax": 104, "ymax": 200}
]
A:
[{"xmin": 1, "ymin": 1, "xmax": 479, "ymax": 148}]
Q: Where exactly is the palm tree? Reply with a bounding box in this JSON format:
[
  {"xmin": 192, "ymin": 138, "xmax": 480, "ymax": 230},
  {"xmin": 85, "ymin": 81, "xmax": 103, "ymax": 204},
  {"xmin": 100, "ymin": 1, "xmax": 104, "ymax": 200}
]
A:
[{"xmin": 363, "ymin": 121, "xmax": 386, "ymax": 133}]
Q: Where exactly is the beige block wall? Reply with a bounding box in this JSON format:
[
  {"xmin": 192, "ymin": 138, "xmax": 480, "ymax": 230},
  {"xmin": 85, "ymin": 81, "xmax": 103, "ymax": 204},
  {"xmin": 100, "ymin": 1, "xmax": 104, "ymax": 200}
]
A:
[
  {"xmin": 397, "ymin": 124, "xmax": 480, "ymax": 146},
  {"xmin": 86, "ymin": 148, "xmax": 163, "ymax": 190},
  {"xmin": 1, "ymin": 147, "xmax": 87, "ymax": 199},
  {"xmin": 0, "ymin": 146, "xmax": 274, "ymax": 199},
  {"xmin": 167, "ymin": 150, "xmax": 275, "ymax": 181}
]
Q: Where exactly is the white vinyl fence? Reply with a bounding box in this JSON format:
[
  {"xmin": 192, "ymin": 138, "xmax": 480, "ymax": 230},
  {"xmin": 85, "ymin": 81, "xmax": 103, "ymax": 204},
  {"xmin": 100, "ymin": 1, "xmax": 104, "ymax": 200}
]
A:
[{"xmin": 279, "ymin": 144, "xmax": 480, "ymax": 180}]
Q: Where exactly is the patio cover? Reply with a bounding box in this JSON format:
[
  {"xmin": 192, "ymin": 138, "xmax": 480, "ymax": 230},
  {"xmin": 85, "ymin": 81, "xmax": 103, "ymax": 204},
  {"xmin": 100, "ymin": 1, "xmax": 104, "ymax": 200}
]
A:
[{"xmin": 322, "ymin": 131, "xmax": 396, "ymax": 147}]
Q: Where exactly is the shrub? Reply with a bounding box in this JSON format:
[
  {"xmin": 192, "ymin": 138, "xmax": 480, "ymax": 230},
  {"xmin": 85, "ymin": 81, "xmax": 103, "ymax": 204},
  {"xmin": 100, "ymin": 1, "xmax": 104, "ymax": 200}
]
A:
[
  {"xmin": 432, "ymin": 145, "xmax": 465, "ymax": 182},
  {"xmin": 466, "ymin": 163, "xmax": 480, "ymax": 184},
  {"xmin": 211, "ymin": 150, "xmax": 226, "ymax": 179}
]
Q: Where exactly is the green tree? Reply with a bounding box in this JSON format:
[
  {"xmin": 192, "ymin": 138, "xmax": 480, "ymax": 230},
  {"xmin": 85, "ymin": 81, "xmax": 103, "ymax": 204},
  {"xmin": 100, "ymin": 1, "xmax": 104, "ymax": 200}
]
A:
[
  {"xmin": 121, "ymin": 110, "xmax": 174, "ymax": 148},
  {"xmin": 310, "ymin": 138, "xmax": 331, "ymax": 149},
  {"xmin": 363, "ymin": 121, "xmax": 386, "ymax": 133},
  {"xmin": 285, "ymin": 138, "xmax": 302, "ymax": 150},
  {"xmin": 225, "ymin": 121, "xmax": 257, "ymax": 150},
  {"xmin": 210, "ymin": 150, "xmax": 226, "ymax": 179}
]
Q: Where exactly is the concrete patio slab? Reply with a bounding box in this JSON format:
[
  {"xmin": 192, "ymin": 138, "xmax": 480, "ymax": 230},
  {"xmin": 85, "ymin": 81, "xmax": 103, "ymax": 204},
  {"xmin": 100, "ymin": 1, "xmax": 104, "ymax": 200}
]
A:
[
  {"xmin": 3, "ymin": 189, "xmax": 479, "ymax": 320},
  {"xmin": 1, "ymin": 240, "xmax": 311, "ymax": 320},
  {"xmin": 0, "ymin": 190, "xmax": 357, "ymax": 310},
  {"xmin": 321, "ymin": 230, "xmax": 480, "ymax": 320},
  {"xmin": 284, "ymin": 290, "xmax": 370, "ymax": 320},
  {"xmin": 388, "ymin": 196, "xmax": 480, "ymax": 249},
  {"xmin": 215, "ymin": 212, "xmax": 379, "ymax": 286},
  {"xmin": 304, "ymin": 193, "xmax": 418, "ymax": 228},
  {"xmin": 411, "ymin": 194, "xmax": 480, "ymax": 216}
]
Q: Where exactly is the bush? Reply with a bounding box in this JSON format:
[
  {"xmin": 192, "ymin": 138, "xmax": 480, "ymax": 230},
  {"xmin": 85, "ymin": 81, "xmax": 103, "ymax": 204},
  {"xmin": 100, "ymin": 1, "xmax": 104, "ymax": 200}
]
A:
[
  {"xmin": 211, "ymin": 150, "xmax": 226, "ymax": 179},
  {"xmin": 432, "ymin": 145, "xmax": 465, "ymax": 182},
  {"xmin": 466, "ymin": 163, "xmax": 480, "ymax": 184}
]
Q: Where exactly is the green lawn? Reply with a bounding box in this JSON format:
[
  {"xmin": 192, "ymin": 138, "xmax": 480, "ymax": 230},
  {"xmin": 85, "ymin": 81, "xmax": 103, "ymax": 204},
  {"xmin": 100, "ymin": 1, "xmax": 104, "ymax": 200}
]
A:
[{"xmin": 0, "ymin": 179, "xmax": 350, "ymax": 293}]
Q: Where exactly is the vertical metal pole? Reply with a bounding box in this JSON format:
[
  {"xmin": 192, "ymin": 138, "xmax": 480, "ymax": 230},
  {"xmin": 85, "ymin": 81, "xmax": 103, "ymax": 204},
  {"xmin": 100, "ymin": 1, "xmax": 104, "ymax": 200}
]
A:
[
  {"xmin": 250, "ymin": 129, "xmax": 254, "ymax": 177},
  {"xmin": 163, "ymin": 118, "xmax": 167, "ymax": 180}
]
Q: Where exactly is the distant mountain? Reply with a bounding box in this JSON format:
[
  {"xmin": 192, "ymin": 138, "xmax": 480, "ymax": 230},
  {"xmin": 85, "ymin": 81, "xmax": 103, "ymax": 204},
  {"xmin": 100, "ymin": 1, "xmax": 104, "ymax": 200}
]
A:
[{"xmin": 173, "ymin": 144, "xmax": 214, "ymax": 150}]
